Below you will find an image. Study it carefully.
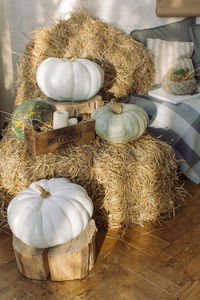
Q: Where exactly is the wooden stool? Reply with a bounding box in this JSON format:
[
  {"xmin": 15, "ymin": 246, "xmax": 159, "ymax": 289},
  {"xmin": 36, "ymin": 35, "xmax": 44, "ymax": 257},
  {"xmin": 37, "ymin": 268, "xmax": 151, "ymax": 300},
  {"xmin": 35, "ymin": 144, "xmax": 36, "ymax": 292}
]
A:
[
  {"xmin": 13, "ymin": 219, "xmax": 97, "ymax": 281},
  {"xmin": 45, "ymin": 95, "xmax": 104, "ymax": 116}
]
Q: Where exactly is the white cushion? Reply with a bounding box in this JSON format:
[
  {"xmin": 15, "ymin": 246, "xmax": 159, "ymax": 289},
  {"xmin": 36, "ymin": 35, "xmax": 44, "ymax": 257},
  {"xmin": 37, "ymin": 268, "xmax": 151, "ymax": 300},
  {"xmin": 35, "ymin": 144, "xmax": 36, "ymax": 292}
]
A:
[{"xmin": 147, "ymin": 38, "xmax": 194, "ymax": 84}]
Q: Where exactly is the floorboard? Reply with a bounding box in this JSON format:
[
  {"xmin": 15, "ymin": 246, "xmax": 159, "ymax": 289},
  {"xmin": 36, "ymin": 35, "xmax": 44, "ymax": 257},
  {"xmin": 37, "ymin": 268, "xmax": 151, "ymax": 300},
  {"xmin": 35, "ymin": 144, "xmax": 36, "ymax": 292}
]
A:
[{"xmin": 0, "ymin": 176, "xmax": 199, "ymax": 300}]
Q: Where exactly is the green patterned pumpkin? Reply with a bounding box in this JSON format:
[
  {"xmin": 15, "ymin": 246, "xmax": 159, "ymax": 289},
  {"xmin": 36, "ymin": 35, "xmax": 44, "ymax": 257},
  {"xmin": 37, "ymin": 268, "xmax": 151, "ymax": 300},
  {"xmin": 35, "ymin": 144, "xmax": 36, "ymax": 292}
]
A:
[{"xmin": 10, "ymin": 98, "xmax": 52, "ymax": 139}]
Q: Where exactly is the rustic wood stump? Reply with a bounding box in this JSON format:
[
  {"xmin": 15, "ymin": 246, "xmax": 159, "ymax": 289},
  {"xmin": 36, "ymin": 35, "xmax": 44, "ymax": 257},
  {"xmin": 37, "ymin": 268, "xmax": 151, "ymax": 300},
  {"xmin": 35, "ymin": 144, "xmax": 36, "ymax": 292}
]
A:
[
  {"xmin": 13, "ymin": 237, "xmax": 49, "ymax": 280},
  {"xmin": 13, "ymin": 219, "xmax": 97, "ymax": 281},
  {"xmin": 45, "ymin": 95, "xmax": 104, "ymax": 116}
]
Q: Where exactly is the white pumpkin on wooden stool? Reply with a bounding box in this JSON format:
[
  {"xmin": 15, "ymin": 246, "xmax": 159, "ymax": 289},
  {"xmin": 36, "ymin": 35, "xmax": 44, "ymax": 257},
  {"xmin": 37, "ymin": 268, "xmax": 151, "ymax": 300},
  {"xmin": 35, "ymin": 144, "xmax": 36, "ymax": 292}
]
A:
[
  {"xmin": 36, "ymin": 57, "xmax": 104, "ymax": 101},
  {"xmin": 7, "ymin": 178, "xmax": 93, "ymax": 249}
]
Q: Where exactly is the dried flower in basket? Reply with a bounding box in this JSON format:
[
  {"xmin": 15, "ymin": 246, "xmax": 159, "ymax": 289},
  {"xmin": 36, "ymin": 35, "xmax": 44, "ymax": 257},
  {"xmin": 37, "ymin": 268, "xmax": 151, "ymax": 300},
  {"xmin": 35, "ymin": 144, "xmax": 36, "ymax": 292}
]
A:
[{"xmin": 162, "ymin": 68, "xmax": 197, "ymax": 95}]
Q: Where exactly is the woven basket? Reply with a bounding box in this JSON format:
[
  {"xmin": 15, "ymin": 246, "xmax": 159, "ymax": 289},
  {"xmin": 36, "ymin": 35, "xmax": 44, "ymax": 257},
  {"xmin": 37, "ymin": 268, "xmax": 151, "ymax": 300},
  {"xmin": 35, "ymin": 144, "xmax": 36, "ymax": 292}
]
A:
[{"xmin": 162, "ymin": 77, "xmax": 197, "ymax": 95}]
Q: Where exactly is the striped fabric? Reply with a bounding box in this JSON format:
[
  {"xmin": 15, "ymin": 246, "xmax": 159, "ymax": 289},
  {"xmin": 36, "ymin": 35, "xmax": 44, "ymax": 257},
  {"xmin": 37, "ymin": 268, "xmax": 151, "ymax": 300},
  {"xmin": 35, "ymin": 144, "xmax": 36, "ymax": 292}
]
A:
[
  {"xmin": 129, "ymin": 94, "xmax": 200, "ymax": 184},
  {"xmin": 147, "ymin": 38, "xmax": 194, "ymax": 84}
]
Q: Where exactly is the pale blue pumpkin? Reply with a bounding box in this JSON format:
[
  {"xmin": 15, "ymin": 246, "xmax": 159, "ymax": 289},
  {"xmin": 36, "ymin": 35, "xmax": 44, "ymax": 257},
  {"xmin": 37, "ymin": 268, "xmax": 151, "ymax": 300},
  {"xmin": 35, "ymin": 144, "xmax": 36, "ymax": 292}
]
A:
[{"xmin": 92, "ymin": 100, "xmax": 149, "ymax": 143}]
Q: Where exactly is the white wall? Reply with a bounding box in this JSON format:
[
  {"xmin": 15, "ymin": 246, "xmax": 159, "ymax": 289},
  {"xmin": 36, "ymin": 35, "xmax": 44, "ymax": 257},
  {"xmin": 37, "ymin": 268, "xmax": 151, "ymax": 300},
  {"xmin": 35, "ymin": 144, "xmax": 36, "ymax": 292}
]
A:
[{"xmin": 0, "ymin": 0, "xmax": 195, "ymax": 128}]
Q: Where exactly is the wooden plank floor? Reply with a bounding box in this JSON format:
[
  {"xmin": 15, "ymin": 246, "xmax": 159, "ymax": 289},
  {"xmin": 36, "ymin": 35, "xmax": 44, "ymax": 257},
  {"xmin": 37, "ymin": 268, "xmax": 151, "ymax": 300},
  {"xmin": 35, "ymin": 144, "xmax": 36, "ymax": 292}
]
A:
[{"xmin": 0, "ymin": 176, "xmax": 200, "ymax": 300}]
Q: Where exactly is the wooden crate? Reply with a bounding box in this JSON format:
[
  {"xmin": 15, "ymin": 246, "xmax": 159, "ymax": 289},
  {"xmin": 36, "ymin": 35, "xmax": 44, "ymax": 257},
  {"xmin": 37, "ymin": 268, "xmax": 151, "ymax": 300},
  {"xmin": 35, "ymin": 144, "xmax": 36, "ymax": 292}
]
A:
[{"xmin": 24, "ymin": 114, "xmax": 95, "ymax": 156}]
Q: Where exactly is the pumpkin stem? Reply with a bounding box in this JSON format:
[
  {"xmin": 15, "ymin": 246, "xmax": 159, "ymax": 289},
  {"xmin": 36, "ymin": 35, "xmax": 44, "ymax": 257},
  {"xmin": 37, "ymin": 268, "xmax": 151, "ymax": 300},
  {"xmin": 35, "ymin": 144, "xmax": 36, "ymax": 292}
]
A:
[
  {"xmin": 70, "ymin": 57, "xmax": 77, "ymax": 62},
  {"xmin": 36, "ymin": 185, "xmax": 51, "ymax": 199},
  {"xmin": 111, "ymin": 99, "xmax": 123, "ymax": 114}
]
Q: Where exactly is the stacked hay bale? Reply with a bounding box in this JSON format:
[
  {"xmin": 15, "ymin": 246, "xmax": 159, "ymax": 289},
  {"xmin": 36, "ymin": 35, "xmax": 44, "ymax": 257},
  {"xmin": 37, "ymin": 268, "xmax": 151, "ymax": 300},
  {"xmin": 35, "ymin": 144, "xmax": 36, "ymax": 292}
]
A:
[
  {"xmin": 0, "ymin": 9, "xmax": 186, "ymax": 232},
  {"xmin": 15, "ymin": 9, "xmax": 154, "ymax": 105},
  {"xmin": 0, "ymin": 128, "xmax": 186, "ymax": 231}
]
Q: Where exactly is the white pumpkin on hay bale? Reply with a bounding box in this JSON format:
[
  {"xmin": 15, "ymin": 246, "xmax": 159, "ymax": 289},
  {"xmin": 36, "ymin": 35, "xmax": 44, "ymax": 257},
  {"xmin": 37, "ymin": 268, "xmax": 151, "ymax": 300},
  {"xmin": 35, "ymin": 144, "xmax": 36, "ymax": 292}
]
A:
[
  {"xmin": 0, "ymin": 9, "xmax": 186, "ymax": 232},
  {"xmin": 15, "ymin": 9, "xmax": 154, "ymax": 105}
]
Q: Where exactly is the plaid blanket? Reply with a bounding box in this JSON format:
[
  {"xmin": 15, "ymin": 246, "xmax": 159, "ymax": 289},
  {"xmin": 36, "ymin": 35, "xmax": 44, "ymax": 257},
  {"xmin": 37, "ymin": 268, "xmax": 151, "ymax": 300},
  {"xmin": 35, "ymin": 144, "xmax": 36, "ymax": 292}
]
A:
[{"xmin": 129, "ymin": 94, "xmax": 200, "ymax": 184}]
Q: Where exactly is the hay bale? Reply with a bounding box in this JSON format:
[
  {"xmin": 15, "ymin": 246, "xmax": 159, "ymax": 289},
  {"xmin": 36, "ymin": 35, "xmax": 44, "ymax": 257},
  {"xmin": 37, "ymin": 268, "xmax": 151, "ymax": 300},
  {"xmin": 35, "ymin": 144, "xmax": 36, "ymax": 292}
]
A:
[
  {"xmin": 0, "ymin": 128, "xmax": 186, "ymax": 231},
  {"xmin": 15, "ymin": 9, "xmax": 154, "ymax": 105}
]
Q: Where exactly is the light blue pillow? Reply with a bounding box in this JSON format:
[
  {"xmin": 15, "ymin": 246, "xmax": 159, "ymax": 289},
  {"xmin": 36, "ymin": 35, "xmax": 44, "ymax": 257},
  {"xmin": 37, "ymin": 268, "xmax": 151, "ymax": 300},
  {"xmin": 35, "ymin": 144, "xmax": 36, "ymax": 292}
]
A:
[{"xmin": 131, "ymin": 17, "xmax": 196, "ymax": 46}]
